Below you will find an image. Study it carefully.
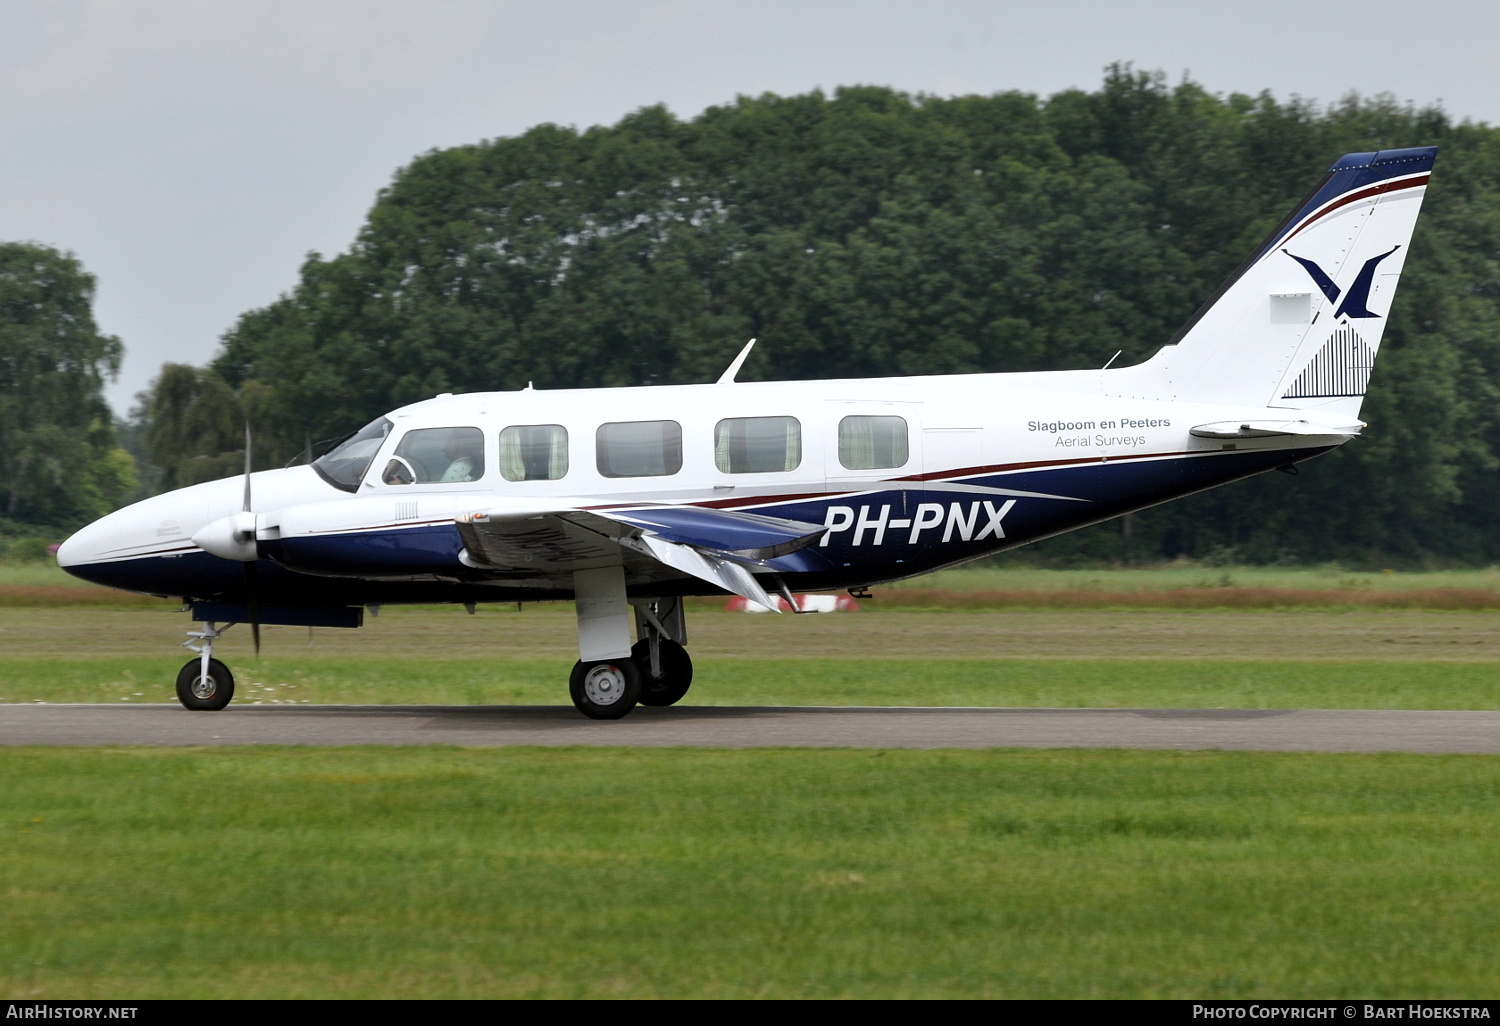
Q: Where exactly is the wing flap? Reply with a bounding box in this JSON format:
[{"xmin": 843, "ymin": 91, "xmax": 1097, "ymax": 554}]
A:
[{"xmin": 619, "ymin": 533, "xmax": 778, "ymax": 608}]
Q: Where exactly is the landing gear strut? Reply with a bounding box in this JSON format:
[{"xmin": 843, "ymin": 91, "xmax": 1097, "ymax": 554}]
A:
[
  {"xmin": 177, "ymin": 621, "xmax": 236, "ymax": 711},
  {"xmin": 633, "ymin": 638, "xmax": 692, "ymax": 706},
  {"xmin": 633, "ymin": 596, "xmax": 692, "ymax": 707}
]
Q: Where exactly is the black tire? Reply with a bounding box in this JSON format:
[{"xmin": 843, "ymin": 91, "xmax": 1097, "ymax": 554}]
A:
[
  {"xmin": 632, "ymin": 638, "xmax": 693, "ymax": 707},
  {"xmin": 176, "ymin": 658, "xmax": 235, "ymax": 711},
  {"xmin": 568, "ymin": 658, "xmax": 641, "ymax": 720}
]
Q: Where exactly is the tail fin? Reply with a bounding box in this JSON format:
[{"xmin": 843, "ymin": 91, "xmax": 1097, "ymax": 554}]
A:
[{"xmin": 1114, "ymin": 147, "xmax": 1436, "ymax": 416}]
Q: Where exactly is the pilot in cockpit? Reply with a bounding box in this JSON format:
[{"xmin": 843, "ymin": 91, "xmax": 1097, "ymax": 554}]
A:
[
  {"xmin": 439, "ymin": 430, "xmax": 482, "ymax": 482},
  {"xmin": 381, "ymin": 426, "xmax": 484, "ymax": 485}
]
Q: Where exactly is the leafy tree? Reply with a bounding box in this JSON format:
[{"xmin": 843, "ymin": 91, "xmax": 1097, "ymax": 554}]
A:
[
  {"xmin": 0, "ymin": 243, "xmax": 136, "ymax": 532},
  {"xmin": 141, "ymin": 363, "xmax": 253, "ymax": 490}
]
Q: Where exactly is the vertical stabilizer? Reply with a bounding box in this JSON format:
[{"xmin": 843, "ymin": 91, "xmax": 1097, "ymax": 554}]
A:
[{"xmin": 1112, "ymin": 147, "xmax": 1435, "ymax": 416}]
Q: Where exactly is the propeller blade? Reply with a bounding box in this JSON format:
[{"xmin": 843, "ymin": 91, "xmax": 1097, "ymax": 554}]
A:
[
  {"xmin": 243, "ymin": 420, "xmax": 260, "ymax": 655},
  {"xmin": 243, "ymin": 421, "xmax": 253, "ymax": 513},
  {"xmin": 244, "ymin": 560, "xmax": 261, "ymax": 657}
]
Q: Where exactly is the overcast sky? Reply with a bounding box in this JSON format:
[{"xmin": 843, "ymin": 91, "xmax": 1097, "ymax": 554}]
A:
[{"xmin": 3, "ymin": 0, "xmax": 1496, "ymax": 413}]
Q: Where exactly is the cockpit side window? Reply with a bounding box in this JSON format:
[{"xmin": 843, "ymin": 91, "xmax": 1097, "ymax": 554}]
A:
[
  {"xmin": 312, "ymin": 417, "xmax": 393, "ymax": 492},
  {"xmin": 382, "ymin": 426, "xmax": 485, "ymax": 485}
]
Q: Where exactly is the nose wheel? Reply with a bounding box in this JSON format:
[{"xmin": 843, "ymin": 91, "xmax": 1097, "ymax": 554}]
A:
[
  {"xmin": 176, "ymin": 657, "xmax": 235, "ymax": 711},
  {"xmin": 177, "ymin": 620, "xmax": 236, "ymax": 711}
]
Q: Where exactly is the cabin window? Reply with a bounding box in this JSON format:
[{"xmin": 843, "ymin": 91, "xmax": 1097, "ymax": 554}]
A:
[
  {"xmin": 499, "ymin": 424, "xmax": 569, "ymax": 481},
  {"xmin": 596, "ymin": 420, "xmax": 683, "ymax": 478},
  {"xmin": 715, "ymin": 416, "xmax": 801, "ymax": 474},
  {"xmin": 838, "ymin": 415, "xmax": 909, "ymax": 470},
  {"xmin": 313, "ymin": 417, "xmax": 393, "ymax": 492},
  {"xmin": 382, "ymin": 426, "xmax": 485, "ymax": 485}
]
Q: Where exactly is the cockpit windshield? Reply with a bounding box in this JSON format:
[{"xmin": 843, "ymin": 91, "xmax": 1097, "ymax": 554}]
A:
[{"xmin": 312, "ymin": 417, "xmax": 393, "ymax": 492}]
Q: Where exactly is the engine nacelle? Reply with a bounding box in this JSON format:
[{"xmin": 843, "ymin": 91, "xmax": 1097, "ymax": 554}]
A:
[{"xmin": 191, "ymin": 512, "xmax": 259, "ymax": 561}]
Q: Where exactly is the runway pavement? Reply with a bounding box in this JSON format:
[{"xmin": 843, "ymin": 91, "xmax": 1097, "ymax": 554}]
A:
[{"xmin": 1, "ymin": 703, "xmax": 1497, "ymax": 753}]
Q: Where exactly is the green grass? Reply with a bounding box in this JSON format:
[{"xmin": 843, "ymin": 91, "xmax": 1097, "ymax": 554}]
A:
[
  {"xmin": 894, "ymin": 563, "xmax": 1500, "ymax": 593},
  {"xmin": 4, "ymin": 590, "xmax": 1496, "ymax": 998},
  {"xmin": 6, "ymin": 605, "xmax": 1500, "ymax": 709},
  {"xmin": 0, "ymin": 563, "xmax": 88, "ymax": 587},
  {"xmin": 2, "ymin": 746, "xmax": 1495, "ymax": 998},
  {"xmin": 13, "ymin": 560, "xmax": 1500, "ymax": 610},
  {"xmin": 6, "ymin": 656, "xmax": 1499, "ymax": 710}
]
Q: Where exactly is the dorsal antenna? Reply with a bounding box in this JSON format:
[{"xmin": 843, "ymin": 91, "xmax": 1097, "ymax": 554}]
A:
[{"xmin": 716, "ymin": 338, "xmax": 757, "ymax": 385}]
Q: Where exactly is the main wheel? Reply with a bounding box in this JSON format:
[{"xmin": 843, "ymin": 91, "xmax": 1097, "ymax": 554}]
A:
[
  {"xmin": 632, "ymin": 638, "xmax": 693, "ymax": 707},
  {"xmin": 569, "ymin": 658, "xmax": 641, "ymax": 719},
  {"xmin": 176, "ymin": 658, "xmax": 235, "ymax": 711}
]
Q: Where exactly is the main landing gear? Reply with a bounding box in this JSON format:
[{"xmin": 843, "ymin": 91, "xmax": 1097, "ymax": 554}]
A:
[
  {"xmin": 568, "ymin": 597, "xmax": 693, "ymax": 719},
  {"xmin": 568, "ymin": 658, "xmax": 641, "ymax": 719},
  {"xmin": 176, "ymin": 621, "xmax": 236, "ymax": 711},
  {"xmin": 568, "ymin": 568, "xmax": 693, "ymax": 720},
  {"xmin": 634, "ymin": 636, "xmax": 692, "ymax": 707}
]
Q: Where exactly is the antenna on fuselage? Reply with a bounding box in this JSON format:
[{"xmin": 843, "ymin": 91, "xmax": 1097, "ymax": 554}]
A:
[{"xmin": 716, "ymin": 338, "xmax": 757, "ymax": 384}]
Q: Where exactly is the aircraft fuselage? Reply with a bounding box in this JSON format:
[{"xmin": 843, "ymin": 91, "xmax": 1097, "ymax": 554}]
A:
[{"xmin": 59, "ymin": 370, "xmax": 1340, "ymax": 606}]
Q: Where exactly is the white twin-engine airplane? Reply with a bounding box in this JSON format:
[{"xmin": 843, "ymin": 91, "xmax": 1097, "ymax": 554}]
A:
[{"xmin": 58, "ymin": 147, "xmax": 1436, "ymax": 718}]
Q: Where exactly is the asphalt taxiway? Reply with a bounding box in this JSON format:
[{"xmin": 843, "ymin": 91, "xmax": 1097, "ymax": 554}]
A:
[{"xmin": 0, "ymin": 704, "xmax": 1496, "ymax": 753}]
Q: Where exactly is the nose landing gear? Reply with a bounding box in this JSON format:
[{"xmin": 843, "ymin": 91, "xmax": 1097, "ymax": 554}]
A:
[{"xmin": 177, "ymin": 621, "xmax": 236, "ymax": 711}]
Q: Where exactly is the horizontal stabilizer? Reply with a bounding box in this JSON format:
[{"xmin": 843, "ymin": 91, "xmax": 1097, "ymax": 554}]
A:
[{"xmin": 1189, "ymin": 419, "xmax": 1363, "ymax": 440}]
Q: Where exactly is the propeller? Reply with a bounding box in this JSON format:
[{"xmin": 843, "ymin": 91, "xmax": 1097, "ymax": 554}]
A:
[
  {"xmin": 187, "ymin": 421, "xmax": 266, "ymax": 655},
  {"xmin": 242, "ymin": 422, "xmax": 261, "ymax": 657}
]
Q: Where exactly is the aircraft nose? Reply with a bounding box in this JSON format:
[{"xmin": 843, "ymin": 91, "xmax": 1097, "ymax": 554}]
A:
[{"xmin": 55, "ymin": 516, "xmax": 116, "ymax": 573}]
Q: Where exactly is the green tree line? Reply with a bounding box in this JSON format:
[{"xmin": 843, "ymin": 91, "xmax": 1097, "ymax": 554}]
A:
[
  {"xmin": 0, "ymin": 242, "xmax": 136, "ymax": 548},
  {"xmin": 38, "ymin": 67, "xmax": 1500, "ymax": 563}
]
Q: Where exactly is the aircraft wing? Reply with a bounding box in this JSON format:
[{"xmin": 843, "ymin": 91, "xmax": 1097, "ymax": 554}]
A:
[
  {"xmin": 1189, "ymin": 419, "xmax": 1364, "ymax": 439},
  {"xmin": 454, "ymin": 504, "xmax": 827, "ymax": 607}
]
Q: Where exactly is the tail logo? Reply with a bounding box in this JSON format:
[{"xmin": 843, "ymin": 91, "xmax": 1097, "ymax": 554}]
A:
[{"xmin": 1282, "ymin": 245, "xmax": 1400, "ymax": 320}]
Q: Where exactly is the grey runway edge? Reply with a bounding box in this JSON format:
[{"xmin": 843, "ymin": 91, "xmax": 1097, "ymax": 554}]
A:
[{"xmin": 1, "ymin": 704, "xmax": 1498, "ymax": 753}]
